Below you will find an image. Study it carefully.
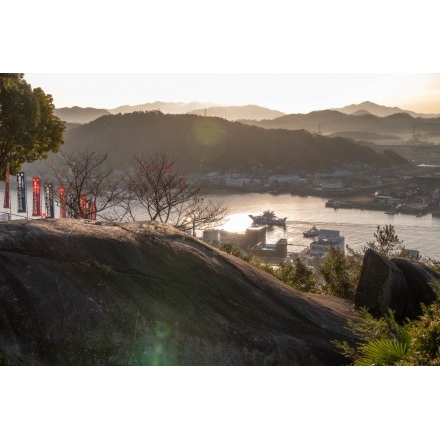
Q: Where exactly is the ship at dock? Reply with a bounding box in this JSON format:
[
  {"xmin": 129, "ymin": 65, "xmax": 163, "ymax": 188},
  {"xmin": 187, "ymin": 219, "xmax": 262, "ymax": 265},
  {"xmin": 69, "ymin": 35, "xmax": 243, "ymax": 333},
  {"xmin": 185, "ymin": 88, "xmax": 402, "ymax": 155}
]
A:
[{"xmin": 249, "ymin": 210, "xmax": 287, "ymax": 227}]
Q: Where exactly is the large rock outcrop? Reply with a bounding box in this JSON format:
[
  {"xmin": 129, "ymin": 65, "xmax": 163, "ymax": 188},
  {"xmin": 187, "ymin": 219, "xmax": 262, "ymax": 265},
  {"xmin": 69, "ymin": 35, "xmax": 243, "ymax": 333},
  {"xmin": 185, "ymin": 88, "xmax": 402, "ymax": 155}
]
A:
[
  {"xmin": 0, "ymin": 219, "xmax": 357, "ymax": 366},
  {"xmin": 354, "ymin": 248, "xmax": 440, "ymax": 321}
]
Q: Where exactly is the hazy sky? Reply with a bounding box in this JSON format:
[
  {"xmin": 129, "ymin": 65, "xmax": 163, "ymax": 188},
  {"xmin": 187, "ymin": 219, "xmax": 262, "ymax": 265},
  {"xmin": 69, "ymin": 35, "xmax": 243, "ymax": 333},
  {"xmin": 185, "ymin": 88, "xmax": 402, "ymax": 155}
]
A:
[
  {"xmin": 6, "ymin": 1, "xmax": 439, "ymax": 116},
  {"xmin": 24, "ymin": 73, "xmax": 440, "ymax": 115}
]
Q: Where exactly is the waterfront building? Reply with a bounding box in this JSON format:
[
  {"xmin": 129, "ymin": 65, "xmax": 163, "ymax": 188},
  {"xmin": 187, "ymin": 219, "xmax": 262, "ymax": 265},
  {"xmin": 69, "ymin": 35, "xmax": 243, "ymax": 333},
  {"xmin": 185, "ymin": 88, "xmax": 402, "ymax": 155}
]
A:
[
  {"xmin": 268, "ymin": 174, "xmax": 300, "ymax": 186},
  {"xmin": 225, "ymin": 174, "xmax": 252, "ymax": 187},
  {"xmin": 309, "ymin": 229, "xmax": 345, "ymax": 257},
  {"xmin": 219, "ymin": 230, "xmax": 245, "ymax": 248},
  {"xmin": 244, "ymin": 226, "xmax": 266, "ymax": 249},
  {"xmin": 250, "ymin": 239, "xmax": 288, "ymax": 264},
  {"xmin": 203, "ymin": 229, "xmax": 220, "ymax": 243}
]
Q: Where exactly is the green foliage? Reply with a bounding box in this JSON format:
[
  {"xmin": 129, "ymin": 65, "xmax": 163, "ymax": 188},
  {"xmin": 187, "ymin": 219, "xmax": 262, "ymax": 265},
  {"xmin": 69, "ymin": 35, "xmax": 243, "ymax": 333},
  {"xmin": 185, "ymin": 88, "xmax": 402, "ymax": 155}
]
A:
[
  {"xmin": 365, "ymin": 224, "xmax": 404, "ymax": 258},
  {"xmin": 0, "ymin": 73, "xmax": 65, "ymax": 176},
  {"xmin": 401, "ymin": 297, "xmax": 440, "ymax": 366},
  {"xmin": 427, "ymin": 258, "xmax": 440, "ymax": 274},
  {"xmin": 277, "ymin": 259, "xmax": 316, "ymax": 292},
  {"xmin": 355, "ymin": 338, "xmax": 411, "ymax": 366},
  {"xmin": 336, "ymin": 286, "xmax": 440, "ymax": 366},
  {"xmin": 349, "ymin": 307, "xmax": 402, "ymax": 342},
  {"xmin": 318, "ymin": 246, "xmax": 362, "ymax": 299},
  {"xmin": 334, "ymin": 308, "xmax": 412, "ymax": 365},
  {"xmin": 316, "ymin": 223, "xmax": 405, "ymax": 299}
]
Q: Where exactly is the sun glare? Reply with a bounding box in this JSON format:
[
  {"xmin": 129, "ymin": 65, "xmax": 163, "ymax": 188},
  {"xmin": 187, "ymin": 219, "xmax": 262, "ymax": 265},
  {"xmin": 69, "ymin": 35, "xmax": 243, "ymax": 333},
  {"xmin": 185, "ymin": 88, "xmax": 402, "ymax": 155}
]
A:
[{"xmin": 221, "ymin": 213, "xmax": 253, "ymax": 233}]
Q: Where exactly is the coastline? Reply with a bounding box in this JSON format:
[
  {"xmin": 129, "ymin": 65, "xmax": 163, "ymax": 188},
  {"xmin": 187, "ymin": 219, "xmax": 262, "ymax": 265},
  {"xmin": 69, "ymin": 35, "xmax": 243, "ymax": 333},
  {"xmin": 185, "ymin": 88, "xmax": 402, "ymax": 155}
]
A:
[{"xmin": 204, "ymin": 184, "xmax": 436, "ymax": 217}]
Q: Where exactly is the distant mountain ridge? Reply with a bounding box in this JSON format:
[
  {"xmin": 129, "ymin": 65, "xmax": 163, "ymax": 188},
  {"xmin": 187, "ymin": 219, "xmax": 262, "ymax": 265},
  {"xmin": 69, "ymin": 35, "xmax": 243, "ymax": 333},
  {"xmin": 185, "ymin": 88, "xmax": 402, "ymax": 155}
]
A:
[
  {"xmin": 334, "ymin": 100, "xmax": 440, "ymax": 119},
  {"xmin": 188, "ymin": 105, "xmax": 285, "ymax": 121},
  {"xmin": 54, "ymin": 100, "xmax": 440, "ymax": 125},
  {"xmin": 108, "ymin": 101, "xmax": 215, "ymax": 115},
  {"xmin": 240, "ymin": 109, "xmax": 440, "ymax": 145},
  {"xmin": 56, "ymin": 102, "xmax": 215, "ymax": 124},
  {"xmin": 53, "ymin": 101, "xmax": 440, "ymax": 145},
  {"xmin": 55, "ymin": 102, "xmax": 285, "ymax": 124}
]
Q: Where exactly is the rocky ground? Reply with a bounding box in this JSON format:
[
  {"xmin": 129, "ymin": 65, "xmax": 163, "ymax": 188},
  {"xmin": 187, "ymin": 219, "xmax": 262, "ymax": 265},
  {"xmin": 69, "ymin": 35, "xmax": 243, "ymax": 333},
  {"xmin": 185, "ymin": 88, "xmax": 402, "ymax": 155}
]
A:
[{"xmin": 0, "ymin": 219, "xmax": 358, "ymax": 366}]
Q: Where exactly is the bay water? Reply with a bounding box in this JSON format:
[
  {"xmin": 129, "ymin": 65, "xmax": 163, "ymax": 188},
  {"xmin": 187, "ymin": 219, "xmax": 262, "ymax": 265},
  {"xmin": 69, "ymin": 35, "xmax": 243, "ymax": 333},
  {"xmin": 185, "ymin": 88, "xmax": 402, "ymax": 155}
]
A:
[
  {"xmin": 206, "ymin": 191, "xmax": 440, "ymax": 261},
  {"xmin": 3, "ymin": 186, "xmax": 440, "ymax": 261}
]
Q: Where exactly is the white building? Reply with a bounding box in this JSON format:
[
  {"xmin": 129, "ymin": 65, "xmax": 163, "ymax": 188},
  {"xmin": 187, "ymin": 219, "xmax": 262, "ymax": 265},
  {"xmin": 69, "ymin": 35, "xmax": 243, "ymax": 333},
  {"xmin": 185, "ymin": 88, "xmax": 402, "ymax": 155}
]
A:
[
  {"xmin": 309, "ymin": 229, "xmax": 345, "ymax": 257},
  {"xmin": 203, "ymin": 172, "xmax": 225, "ymax": 185},
  {"xmin": 225, "ymin": 174, "xmax": 252, "ymax": 187}
]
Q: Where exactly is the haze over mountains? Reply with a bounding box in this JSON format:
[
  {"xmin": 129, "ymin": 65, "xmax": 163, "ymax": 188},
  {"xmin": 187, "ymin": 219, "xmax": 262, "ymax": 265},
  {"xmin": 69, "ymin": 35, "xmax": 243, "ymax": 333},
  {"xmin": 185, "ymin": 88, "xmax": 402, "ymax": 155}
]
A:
[
  {"xmin": 31, "ymin": 111, "xmax": 407, "ymax": 178},
  {"xmin": 334, "ymin": 101, "xmax": 440, "ymax": 118},
  {"xmin": 55, "ymin": 102, "xmax": 284, "ymax": 124},
  {"xmin": 54, "ymin": 100, "xmax": 440, "ymax": 146},
  {"xmin": 55, "ymin": 100, "xmax": 440, "ymax": 123},
  {"xmin": 187, "ymin": 105, "xmax": 284, "ymax": 120},
  {"xmin": 243, "ymin": 110, "xmax": 440, "ymax": 145}
]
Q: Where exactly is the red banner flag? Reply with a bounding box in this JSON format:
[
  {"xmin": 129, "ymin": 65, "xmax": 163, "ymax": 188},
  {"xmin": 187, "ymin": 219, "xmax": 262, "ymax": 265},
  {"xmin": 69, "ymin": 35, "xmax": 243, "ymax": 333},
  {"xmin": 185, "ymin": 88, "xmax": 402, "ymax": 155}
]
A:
[
  {"xmin": 58, "ymin": 187, "xmax": 66, "ymax": 218},
  {"xmin": 80, "ymin": 194, "xmax": 87, "ymax": 218},
  {"xmin": 90, "ymin": 201, "xmax": 96, "ymax": 221},
  {"xmin": 3, "ymin": 165, "xmax": 10, "ymax": 209},
  {"xmin": 32, "ymin": 177, "xmax": 41, "ymax": 216}
]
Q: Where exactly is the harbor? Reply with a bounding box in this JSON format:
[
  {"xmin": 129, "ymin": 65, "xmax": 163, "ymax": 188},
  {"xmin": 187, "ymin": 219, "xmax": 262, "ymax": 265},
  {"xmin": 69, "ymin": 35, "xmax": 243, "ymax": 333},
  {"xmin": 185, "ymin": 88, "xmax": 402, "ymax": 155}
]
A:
[
  {"xmin": 2, "ymin": 187, "xmax": 440, "ymax": 261},
  {"xmin": 206, "ymin": 192, "xmax": 440, "ymax": 261},
  {"xmin": 324, "ymin": 194, "xmax": 433, "ymax": 216}
]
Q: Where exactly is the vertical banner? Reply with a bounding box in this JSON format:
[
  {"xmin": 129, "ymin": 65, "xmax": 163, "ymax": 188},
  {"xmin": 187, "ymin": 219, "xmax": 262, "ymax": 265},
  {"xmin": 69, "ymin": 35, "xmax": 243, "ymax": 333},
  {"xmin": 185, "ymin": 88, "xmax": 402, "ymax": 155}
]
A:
[
  {"xmin": 16, "ymin": 171, "xmax": 27, "ymax": 213},
  {"xmin": 3, "ymin": 164, "xmax": 10, "ymax": 209},
  {"xmin": 32, "ymin": 177, "xmax": 41, "ymax": 217},
  {"xmin": 44, "ymin": 183, "xmax": 55, "ymax": 218},
  {"xmin": 58, "ymin": 187, "xmax": 66, "ymax": 218},
  {"xmin": 69, "ymin": 195, "xmax": 78, "ymax": 218},
  {"xmin": 90, "ymin": 201, "xmax": 96, "ymax": 221},
  {"xmin": 86, "ymin": 199, "xmax": 92, "ymax": 220},
  {"xmin": 80, "ymin": 194, "xmax": 87, "ymax": 218}
]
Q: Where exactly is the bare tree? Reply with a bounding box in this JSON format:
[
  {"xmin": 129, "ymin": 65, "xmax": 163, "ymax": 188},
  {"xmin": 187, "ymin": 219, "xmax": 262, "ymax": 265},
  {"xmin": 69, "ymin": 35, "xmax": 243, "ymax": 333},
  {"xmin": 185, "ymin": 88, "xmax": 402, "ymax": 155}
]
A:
[
  {"xmin": 49, "ymin": 151, "xmax": 126, "ymax": 220},
  {"xmin": 175, "ymin": 196, "xmax": 227, "ymax": 236},
  {"xmin": 126, "ymin": 153, "xmax": 227, "ymax": 234}
]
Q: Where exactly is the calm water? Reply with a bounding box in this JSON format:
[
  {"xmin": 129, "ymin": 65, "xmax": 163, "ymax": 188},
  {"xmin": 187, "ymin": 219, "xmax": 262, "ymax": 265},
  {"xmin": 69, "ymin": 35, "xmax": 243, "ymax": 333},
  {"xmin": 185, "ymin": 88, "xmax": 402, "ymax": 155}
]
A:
[
  {"xmin": 3, "ymin": 187, "xmax": 439, "ymax": 261},
  {"xmin": 206, "ymin": 192, "xmax": 440, "ymax": 261}
]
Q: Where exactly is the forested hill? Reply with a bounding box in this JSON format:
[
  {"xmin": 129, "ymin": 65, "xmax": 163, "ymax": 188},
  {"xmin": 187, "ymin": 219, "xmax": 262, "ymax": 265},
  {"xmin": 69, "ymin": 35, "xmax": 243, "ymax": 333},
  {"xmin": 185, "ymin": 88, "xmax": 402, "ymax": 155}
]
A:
[
  {"xmin": 239, "ymin": 110, "xmax": 440, "ymax": 145},
  {"xmin": 61, "ymin": 111, "xmax": 408, "ymax": 173}
]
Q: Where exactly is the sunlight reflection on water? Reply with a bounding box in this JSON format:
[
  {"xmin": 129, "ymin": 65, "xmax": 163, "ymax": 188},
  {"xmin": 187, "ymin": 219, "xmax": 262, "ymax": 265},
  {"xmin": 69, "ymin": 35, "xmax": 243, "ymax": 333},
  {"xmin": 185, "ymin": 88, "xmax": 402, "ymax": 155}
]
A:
[{"xmin": 208, "ymin": 192, "xmax": 440, "ymax": 260}]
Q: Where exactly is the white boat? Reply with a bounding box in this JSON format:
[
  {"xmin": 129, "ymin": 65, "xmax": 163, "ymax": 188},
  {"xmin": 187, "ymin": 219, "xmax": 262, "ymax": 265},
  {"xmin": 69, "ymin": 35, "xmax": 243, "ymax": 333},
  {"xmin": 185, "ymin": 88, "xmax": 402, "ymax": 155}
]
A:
[{"xmin": 303, "ymin": 225, "xmax": 320, "ymax": 237}]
